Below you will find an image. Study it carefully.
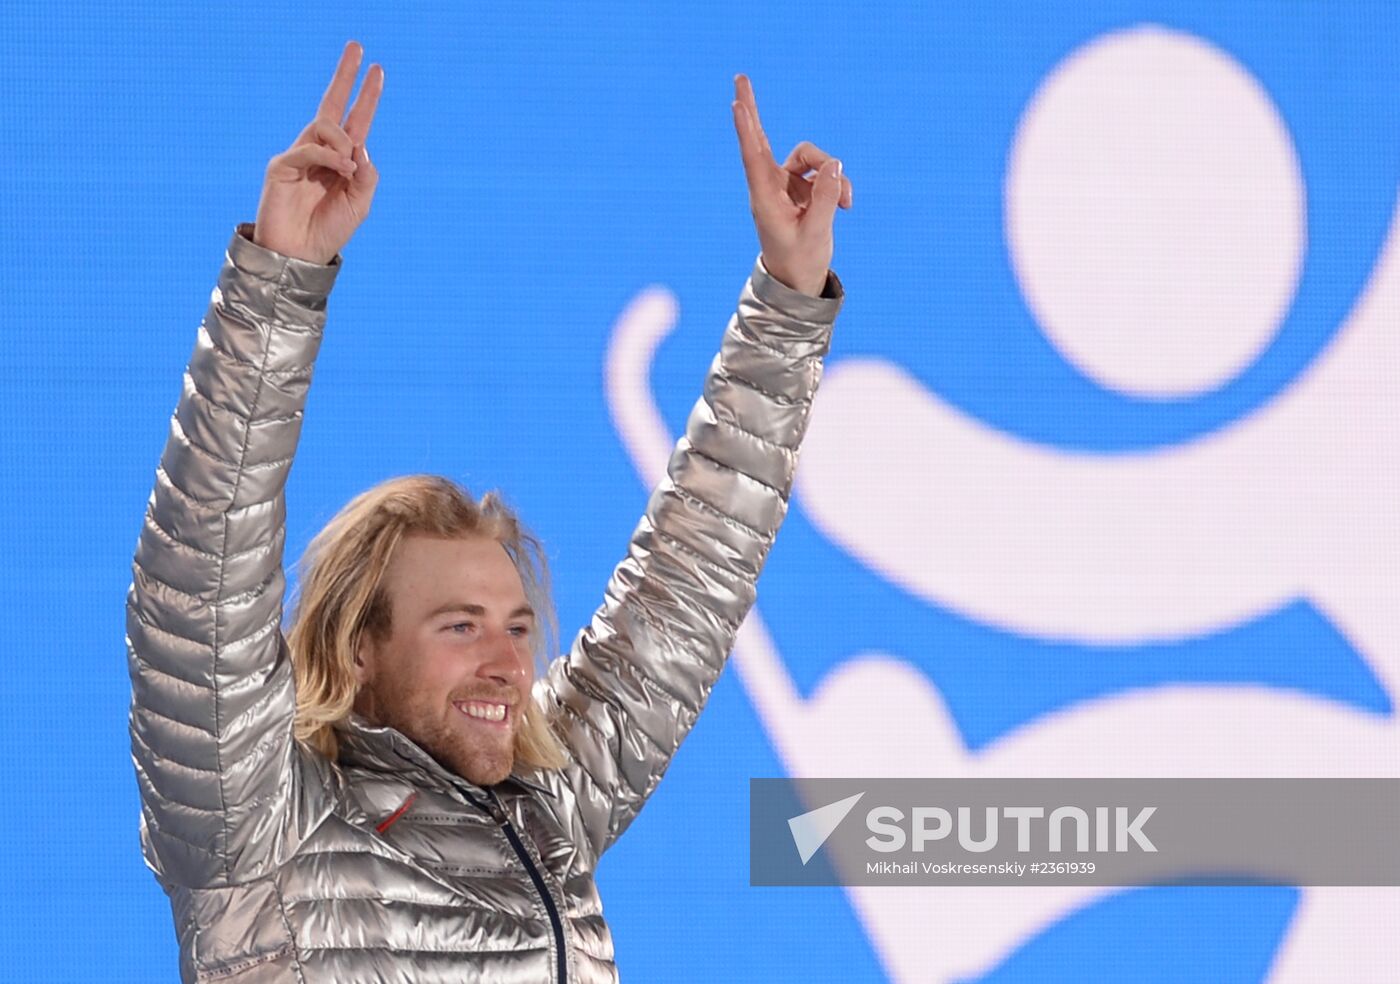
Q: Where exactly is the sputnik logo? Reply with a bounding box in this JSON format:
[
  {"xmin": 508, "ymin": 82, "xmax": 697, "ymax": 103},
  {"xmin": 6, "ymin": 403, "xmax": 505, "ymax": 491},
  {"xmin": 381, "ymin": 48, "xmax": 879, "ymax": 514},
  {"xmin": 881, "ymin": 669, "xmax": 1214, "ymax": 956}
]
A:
[{"xmin": 789, "ymin": 792, "xmax": 865, "ymax": 865}]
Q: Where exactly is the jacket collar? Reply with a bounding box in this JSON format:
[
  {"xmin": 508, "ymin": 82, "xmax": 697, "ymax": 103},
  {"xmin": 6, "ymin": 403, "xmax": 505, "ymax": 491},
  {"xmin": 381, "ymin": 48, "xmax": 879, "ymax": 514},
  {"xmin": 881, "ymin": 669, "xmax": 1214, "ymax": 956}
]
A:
[{"xmin": 335, "ymin": 713, "xmax": 555, "ymax": 800}]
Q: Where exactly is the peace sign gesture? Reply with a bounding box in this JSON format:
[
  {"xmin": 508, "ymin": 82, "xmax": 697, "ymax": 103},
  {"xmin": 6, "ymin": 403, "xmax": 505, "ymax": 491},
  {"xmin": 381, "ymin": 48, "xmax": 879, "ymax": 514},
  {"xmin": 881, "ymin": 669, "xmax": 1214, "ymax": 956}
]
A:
[
  {"xmin": 731, "ymin": 75, "xmax": 853, "ymax": 297},
  {"xmin": 252, "ymin": 41, "xmax": 385, "ymax": 265}
]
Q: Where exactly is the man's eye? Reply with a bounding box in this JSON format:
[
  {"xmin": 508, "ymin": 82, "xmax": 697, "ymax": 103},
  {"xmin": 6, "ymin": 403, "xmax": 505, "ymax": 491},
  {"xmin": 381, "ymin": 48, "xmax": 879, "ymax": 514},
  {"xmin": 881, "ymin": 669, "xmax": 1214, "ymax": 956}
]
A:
[
  {"xmin": 448, "ymin": 622, "xmax": 475, "ymax": 633},
  {"xmin": 508, "ymin": 625, "xmax": 530, "ymax": 637}
]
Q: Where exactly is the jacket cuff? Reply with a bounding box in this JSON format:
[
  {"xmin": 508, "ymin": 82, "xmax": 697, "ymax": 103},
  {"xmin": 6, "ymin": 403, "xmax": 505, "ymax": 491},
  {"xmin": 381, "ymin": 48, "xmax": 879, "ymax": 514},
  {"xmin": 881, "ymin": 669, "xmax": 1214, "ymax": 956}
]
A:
[
  {"xmin": 753, "ymin": 255, "xmax": 844, "ymax": 324},
  {"xmin": 230, "ymin": 222, "xmax": 343, "ymax": 299}
]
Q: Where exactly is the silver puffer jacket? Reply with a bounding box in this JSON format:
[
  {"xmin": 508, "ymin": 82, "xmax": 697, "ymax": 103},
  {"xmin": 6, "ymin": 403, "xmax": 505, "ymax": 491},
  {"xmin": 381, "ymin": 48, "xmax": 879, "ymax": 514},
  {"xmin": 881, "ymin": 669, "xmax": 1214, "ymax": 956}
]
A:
[{"xmin": 126, "ymin": 224, "xmax": 843, "ymax": 983}]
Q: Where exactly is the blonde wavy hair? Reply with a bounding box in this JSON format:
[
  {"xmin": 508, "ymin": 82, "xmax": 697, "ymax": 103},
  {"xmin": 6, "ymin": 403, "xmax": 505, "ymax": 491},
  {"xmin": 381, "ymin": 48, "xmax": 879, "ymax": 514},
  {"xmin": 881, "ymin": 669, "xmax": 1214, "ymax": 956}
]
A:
[{"xmin": 286, "ymin": 474, "xmax": 568, "ymax": 771}]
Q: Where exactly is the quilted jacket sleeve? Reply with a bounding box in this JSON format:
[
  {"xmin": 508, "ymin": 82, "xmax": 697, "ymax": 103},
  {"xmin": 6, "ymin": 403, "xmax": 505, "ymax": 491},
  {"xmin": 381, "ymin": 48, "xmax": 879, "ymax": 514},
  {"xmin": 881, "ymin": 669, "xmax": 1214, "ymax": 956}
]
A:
[
  {"xmin": 126, "ymin": 224, "xmax": 341, "ymax": 889},
  {"xmin": 542, "ymin": 258, "xmax": 843, "ymax": 859}
]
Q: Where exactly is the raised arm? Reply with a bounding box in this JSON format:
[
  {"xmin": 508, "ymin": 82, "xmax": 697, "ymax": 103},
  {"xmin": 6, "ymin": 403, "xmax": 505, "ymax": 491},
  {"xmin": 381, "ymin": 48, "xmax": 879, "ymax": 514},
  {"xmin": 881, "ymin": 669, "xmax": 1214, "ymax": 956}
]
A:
[
  {"xmin": 541, "ymin": 75, "xmax": 851, "ymax": 858},
  {"xmin": 124, "ymin": 42, "xmax": 382, "ymax": 888}
]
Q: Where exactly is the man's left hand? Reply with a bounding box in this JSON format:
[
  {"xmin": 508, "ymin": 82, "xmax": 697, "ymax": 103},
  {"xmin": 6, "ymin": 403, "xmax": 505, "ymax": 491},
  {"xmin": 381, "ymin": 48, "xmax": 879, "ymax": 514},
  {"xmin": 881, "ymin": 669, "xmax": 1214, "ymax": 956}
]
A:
[{"xmin": 731, "ymin": 74, "xmax": 853, "ymax": 297}]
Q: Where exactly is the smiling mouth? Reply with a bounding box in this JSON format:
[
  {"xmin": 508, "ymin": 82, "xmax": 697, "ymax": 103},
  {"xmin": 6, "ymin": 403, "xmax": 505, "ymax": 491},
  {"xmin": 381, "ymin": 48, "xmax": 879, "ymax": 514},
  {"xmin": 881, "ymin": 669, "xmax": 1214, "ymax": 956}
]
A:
[{"xmin": 453, "ymin": 699, "xmax": 511, "ymax": 728}]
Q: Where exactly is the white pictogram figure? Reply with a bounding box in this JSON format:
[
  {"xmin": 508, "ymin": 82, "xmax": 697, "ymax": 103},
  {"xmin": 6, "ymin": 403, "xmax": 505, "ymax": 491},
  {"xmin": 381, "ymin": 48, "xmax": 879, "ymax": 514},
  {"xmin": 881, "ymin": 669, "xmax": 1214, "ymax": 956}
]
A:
[{"xmin": 606, "ymin": 27, "xmax": 1400, "ymax": 984}]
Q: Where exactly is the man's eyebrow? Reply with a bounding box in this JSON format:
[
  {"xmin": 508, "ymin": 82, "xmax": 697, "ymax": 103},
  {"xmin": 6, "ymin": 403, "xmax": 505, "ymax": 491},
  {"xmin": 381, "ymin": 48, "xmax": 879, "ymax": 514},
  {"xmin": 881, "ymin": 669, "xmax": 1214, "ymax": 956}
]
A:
[{"xmin": 427, "ymin": 602, "xmax": 536, "ymax": 620}]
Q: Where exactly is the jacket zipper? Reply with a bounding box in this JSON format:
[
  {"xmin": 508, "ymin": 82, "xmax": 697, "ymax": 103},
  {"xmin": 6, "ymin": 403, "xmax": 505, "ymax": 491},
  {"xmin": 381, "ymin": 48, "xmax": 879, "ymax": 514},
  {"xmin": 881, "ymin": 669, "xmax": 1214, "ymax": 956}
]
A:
[{"xmin": 485, "ymin": 790, "xmax": 568, "ymax": 984}]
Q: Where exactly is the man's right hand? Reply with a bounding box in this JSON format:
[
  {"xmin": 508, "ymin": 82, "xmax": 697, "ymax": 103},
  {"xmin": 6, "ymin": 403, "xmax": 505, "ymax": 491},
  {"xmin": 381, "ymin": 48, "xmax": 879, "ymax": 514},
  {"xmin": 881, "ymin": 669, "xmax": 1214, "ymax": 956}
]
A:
[{"xmin": 252, "ymin": 40, "xmax": 384, "ymax": 265}]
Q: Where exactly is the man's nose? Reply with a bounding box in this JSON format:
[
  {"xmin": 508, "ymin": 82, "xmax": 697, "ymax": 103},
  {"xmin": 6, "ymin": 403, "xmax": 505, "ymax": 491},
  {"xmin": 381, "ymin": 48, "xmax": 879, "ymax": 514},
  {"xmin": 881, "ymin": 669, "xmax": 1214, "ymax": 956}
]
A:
[{"xmin": 477, "ymin": 628, "xmax": 528, "ymax": 685}]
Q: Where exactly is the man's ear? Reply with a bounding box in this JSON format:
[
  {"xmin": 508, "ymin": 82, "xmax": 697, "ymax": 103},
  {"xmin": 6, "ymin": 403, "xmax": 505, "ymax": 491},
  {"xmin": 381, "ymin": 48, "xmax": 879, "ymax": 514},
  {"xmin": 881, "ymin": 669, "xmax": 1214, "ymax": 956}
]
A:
[{"xmin": 353, "ymin": 637, "xmax": 374, "ymax": 686}]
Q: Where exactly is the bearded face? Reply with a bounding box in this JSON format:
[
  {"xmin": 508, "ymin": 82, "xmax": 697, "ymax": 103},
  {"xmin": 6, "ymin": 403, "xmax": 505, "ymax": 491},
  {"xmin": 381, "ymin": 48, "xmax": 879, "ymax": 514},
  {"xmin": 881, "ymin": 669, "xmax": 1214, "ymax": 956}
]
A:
[{"xmin": 353, "ymin": 534, "xmax": 536, "ymax": 786}]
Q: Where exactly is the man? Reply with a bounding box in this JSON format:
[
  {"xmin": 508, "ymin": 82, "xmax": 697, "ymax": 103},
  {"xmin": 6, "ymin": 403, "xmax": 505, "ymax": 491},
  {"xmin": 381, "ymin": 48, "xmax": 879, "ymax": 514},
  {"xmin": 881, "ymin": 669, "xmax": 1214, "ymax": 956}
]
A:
[{"xmin": 126, "ymin": 40, "xmax": 851, "ymax": 982}]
